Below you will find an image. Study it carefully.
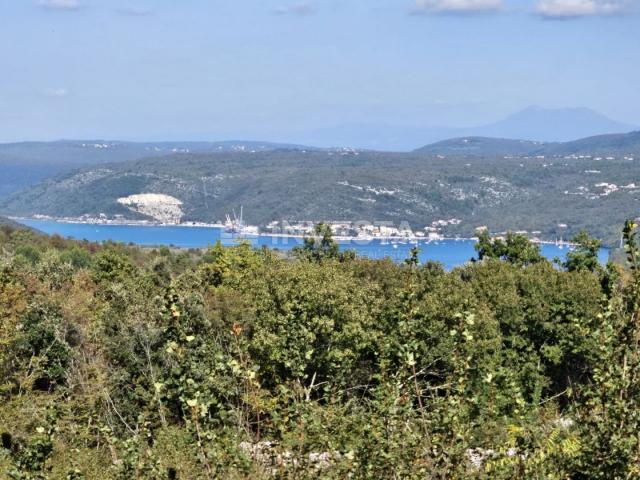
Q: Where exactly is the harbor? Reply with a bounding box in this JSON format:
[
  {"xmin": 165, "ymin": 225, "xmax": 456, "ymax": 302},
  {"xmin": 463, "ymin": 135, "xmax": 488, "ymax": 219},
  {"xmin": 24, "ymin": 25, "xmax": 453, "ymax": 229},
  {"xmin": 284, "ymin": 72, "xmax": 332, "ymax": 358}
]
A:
[{"xmin": 14, "ymin": 218, "xmax": 603, "ymax": 271}]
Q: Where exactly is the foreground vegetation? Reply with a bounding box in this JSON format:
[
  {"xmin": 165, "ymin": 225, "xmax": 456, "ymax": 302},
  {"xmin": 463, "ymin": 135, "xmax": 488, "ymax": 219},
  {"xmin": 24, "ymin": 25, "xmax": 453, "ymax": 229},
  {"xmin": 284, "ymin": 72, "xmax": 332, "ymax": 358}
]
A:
[{"xmin": 2, "ymin": 222, "xmax": 640, "ymax": 478}]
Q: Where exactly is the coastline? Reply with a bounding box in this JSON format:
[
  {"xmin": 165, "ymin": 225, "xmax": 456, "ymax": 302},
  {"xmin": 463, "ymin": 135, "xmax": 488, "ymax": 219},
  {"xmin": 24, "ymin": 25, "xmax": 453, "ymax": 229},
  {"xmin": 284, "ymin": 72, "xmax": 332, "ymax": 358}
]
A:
[
  {"xmin": 11, "ymin": 215, "xmax": 579, "ymax": 247},
  {"xmin": 10, "ymin": 215, "xmax": 477, "ymax": 243}
]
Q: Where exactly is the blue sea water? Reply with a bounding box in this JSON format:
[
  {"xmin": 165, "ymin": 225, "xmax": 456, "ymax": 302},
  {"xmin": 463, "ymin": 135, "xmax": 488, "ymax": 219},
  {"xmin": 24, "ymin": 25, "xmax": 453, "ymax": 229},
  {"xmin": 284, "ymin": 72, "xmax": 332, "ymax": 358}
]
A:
[{"xmin": 17, "ymin": 219, "xmax": 609, "ymax": 271}]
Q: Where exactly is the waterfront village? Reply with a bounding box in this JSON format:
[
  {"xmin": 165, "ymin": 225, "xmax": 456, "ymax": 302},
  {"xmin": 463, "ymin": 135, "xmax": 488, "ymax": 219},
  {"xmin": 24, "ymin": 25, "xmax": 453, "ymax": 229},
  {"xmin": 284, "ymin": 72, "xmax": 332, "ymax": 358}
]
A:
[
  {"xmin": 28, "ymin": 213, "xmax": 464, "ymax": 241},
  {"xmin": 262, "ymin": 220, "xmax": 568, "ymax": 246},
  {"xmin": 20, "ymin": 191, "xmax": 579, "ymax": 245},
  {"xmin": 262, "ymin": 219, "xmax": 463, "ymax": 241},
  {"xmin": 27, "ymin": 213, "xmax": 573, "ymax": 246}
]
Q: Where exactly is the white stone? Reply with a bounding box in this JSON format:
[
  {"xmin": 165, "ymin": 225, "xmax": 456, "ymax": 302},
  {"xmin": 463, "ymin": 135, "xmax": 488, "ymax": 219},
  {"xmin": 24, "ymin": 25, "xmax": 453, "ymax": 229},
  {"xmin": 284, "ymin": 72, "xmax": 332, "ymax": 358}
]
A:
[{"xmin": 117, "ymin": 193, "xmax": 183, "ymax": 224}]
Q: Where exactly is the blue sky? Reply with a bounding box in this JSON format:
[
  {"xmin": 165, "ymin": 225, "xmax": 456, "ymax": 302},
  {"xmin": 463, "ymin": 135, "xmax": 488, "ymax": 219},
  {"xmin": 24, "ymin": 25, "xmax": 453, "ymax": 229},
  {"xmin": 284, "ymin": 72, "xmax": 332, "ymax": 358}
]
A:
[{"xmin": 0, "ymin": 0, "xmax": 638, "ymax": 142}]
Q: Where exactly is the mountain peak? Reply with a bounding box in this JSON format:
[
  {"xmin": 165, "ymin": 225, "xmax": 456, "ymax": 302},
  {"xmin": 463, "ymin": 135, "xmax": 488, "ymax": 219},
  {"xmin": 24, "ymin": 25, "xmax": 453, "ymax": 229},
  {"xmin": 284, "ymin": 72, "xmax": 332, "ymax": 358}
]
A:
[{"xmin": 478, "ymin": 106, "xmax": 635, "ymax": 142}]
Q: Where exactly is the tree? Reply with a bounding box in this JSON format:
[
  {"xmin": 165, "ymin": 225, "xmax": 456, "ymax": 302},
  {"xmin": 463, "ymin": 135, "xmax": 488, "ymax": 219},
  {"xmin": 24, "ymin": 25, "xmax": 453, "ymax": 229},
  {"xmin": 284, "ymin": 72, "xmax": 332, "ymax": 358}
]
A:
[
  {"xmin": 404, "ymin": 247, "xmax": 420, "ymax": 267},
  {"xmin": 564, "ymin": 230, "xmax": 602, "ymax": 273},
  {"xmin": 476, "ymin": 230, "xmax": 544, "ymax": 266},
  {"xmin": 295, "ymin": 222, "xmax": 340, "ymax": 262}
]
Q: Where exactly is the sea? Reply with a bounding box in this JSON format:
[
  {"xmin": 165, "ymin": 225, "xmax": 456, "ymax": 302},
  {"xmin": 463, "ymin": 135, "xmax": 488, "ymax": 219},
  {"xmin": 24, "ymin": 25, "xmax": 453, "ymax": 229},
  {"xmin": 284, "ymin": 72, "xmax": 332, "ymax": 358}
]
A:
[{"xmin": 16, "ymin": 219, "xmax": 610, "ymax": 271}]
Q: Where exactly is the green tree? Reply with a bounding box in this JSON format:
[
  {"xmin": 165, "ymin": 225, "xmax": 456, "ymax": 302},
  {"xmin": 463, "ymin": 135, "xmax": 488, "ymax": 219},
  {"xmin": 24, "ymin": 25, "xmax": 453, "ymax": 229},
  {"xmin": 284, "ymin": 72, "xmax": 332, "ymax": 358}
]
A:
[
  {"xmin": 295, "ymin": 222, "xmax": 340, "ymax": 262},
  {"xmin": 404, "ymin": 246, "xmax": 420, "ymax": 267},
  {"xmin": 476, "ymin": 230, "xmax": 544, "ymax": 266},
  {"xmin": 7, "ymin": 303, "xmax": 74, "ymax": 393},
  {"xmin": 564, "ymin": 230, "xmax": 602, "ymax": 273}
]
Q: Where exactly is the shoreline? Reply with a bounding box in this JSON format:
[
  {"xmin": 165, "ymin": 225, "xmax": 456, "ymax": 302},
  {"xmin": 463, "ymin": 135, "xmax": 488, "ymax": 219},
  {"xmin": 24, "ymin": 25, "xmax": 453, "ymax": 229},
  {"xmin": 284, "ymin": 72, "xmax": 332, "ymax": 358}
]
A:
[{"xmin": 10, "ymin": 216, "xmax": 579, "ymax": 247}]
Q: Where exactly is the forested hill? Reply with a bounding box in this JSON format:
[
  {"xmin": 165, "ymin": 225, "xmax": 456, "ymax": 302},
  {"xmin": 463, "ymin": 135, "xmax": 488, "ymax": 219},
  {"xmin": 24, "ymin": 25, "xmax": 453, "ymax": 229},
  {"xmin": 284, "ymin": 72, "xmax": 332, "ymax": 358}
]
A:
[
  {"xmin": 414, "ymin": 137, "xmax": 548, "ymax": 156},
  {"xmin": 543, "ymin": 131, "xmax": 640, "ymax": 156},
  {"xmin": 0, "ymin": 140, "xmax": 313, "ymax": 200},
  {"xmin": 0, "ymin": 216, "xmax": 21, "ymax": 228},
  {"xmin": 415, "ymin": 130, "xmax": 640, "ymax": 157},
  {"xmin": 2, "ymin": 130, "xmax": 639, "ymax": 201},
  {"xmin": 0, "ymin": 215, "xmax": 40, "ymax": 232},
  {"xmin": 3, "ymin": 149, "xmax": 640, "ymax": 245}
]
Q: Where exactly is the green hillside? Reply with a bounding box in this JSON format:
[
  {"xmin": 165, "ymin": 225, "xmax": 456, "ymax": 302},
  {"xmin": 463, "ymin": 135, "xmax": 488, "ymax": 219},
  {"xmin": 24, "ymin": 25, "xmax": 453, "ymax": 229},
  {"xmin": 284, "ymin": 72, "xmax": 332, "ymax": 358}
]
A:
[
  {"xmin": 3, "ymin": 149, "xmax": 640, "ymax": 245},
  {"xmin": 0, "ymin": 140, "xmax": 312, "ymax": 199},
  {"xmin": 414, "ymin": 137, "xmax": 548, "ymax": 156},
  {"xmin": 414, "ymin": 130, "xmax": 640, "ymax": 157},
  {"xmin": 0, "ymin": 215, "xmax": 40, "ymax": 232},
  {"xmin": 543, "ymin": 131, "xmax": 640, "ymax": 156}
]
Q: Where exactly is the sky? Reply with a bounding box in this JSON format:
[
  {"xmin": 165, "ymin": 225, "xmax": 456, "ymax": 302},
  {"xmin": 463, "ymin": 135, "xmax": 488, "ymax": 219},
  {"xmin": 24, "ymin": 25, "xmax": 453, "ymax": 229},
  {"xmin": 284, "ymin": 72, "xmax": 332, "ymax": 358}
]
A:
[{"xmin": 0, "ymin": 0, "xmax": 639, "ymax": 142}]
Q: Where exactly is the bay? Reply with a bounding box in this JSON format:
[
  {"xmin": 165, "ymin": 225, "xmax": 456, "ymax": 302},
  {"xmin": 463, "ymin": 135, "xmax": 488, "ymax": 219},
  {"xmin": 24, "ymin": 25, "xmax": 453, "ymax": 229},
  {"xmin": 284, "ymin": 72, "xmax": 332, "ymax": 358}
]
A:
[{"xmin": 16, "ymin": 219, "xmax": 609, "ymax": 270}]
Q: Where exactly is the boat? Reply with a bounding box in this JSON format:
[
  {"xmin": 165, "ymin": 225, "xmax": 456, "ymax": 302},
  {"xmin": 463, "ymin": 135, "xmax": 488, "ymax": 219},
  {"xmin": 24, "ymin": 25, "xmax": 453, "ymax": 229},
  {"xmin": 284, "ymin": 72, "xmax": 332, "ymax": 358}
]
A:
[
  {"xmin": 223, "ymin": 206, "xmax": 259, "ymax": 237},
  {"xmin": 356, "ymin": 233, "xmax": 374, "ymax": 242},
  {"xmin": 557, "ymin": 236, "xmax": 565, "ymax": 250}
]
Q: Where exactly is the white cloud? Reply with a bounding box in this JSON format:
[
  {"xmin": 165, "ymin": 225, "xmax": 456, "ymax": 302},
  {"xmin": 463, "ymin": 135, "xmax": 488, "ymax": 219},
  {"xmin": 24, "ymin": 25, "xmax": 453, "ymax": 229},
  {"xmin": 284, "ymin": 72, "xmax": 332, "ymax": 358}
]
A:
[
  {"xmin": 43, "ymin": 88, "xmax": 69, "ymax": 98},
  {"xmin": 273, "ymin": 2, "xmax": 315, "ymax": 15},
  {"xmin": 116, "ymin": 6, "xmax": 153, "ymax": 16},
  {"xmin": 37, "ymin": 0, "xmax": 80, "ymax": 10},
  {"xmin": 411, "ymin": 0, "xmax": 503, "ymax": 14},
  {"xmin": 536, "ymin": 0, "xmax": 627, "ymax": 17}
]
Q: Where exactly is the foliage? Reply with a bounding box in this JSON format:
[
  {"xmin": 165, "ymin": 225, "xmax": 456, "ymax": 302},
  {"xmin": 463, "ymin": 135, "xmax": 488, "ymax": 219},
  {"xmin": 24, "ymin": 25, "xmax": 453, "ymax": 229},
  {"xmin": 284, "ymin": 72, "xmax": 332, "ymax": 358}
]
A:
[
  {"xmin": 293, "ymin": 222, "xmax": 351, "ymax": 262},
  {"xmin": 0, "ymin": 222, "xmax": 638, "ymax": 478},
  {"xmin": 475, "ymin": 230, "xmax": 543, "ymax": 266},
  {"xmin": 571, "ymin": 220, "xmax": 640, "ymax": 478},
  {"xmin": 564, "ymin": 230, "xmax": 602, "ymax": 273}
]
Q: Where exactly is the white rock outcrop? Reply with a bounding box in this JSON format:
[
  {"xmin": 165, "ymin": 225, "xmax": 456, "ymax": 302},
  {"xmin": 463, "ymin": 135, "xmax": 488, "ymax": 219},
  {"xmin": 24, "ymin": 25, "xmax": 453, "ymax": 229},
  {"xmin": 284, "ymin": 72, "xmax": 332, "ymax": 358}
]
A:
[{"xmin": 117, "ymin": 193, "xmax": 183, "ymax": 224}]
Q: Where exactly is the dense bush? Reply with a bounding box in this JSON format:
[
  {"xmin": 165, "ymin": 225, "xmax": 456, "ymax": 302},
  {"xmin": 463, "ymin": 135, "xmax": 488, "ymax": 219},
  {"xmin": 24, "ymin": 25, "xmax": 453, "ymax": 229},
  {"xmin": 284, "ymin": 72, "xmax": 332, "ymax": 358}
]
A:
[{"xmin": 0, "ymin": 224, "xmax": 638, "ymax": 478}]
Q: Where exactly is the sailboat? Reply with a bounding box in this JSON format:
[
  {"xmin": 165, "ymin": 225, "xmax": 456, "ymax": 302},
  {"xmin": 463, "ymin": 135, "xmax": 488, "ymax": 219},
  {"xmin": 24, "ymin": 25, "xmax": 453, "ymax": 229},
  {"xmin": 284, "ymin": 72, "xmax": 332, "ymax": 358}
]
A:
[{"xmin": 558, "ymin": 236, "xmax": 565, "ymax": 250}]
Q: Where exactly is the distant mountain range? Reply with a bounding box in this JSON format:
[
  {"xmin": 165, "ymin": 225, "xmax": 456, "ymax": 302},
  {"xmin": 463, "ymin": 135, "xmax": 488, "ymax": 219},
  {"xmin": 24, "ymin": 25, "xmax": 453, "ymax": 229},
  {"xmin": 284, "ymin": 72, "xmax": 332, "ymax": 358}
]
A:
[
  {"xmin": 292, "ymin": 107, "xmax": 637, "ymax": 151},
  {"xmin": 1, "ymin": 127, "xmax": 639, "ymax": 205},
  {"xmin": 466, "ymin": 106, "xmax": 635, "ymax": 144},
  {"xmin": 1, "ymin": 107, "xmax": 639, "ymax": 245}
]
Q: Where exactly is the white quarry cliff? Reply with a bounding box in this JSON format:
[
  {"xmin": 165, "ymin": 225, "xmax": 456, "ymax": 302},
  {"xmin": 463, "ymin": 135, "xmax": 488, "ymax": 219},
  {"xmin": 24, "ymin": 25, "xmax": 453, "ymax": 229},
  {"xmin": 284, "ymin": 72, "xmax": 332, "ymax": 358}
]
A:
[{"xmin": 117, "ymin": 193, "xmax": 184, "ymax": 224}]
